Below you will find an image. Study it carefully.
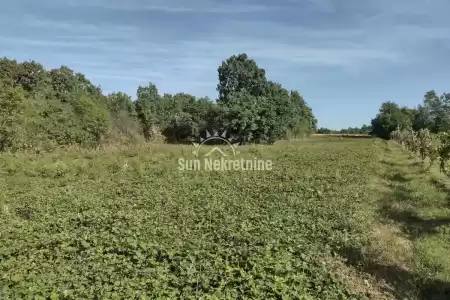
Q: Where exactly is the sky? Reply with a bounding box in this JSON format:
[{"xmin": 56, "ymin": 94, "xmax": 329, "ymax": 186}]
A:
[{"xmin": 1, "ymin": 0, "xmax": 450, "ymax": 129}]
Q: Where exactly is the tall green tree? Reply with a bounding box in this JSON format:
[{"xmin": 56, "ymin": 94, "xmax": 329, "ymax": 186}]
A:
[
  {"xmin": 217, "ymin": 53, "xmax": 267, "ymax": 103},
  {"xmin": 0, "ymin": 58, "xmax": 18, "ymax": 86},
  {"xmin": 0, "ymin": 84, "xmax": 26, "ymax": 151},
  {"xmin": 49, "ymin": 66, "xmax": 77, "ymax": 103},
  {"xmin": 14, "ymin": 61, "xmax": 48, "ymax": 92},
  {"xmin": 219, "ymin": 90, "xmax": 263, "ymax": 143},
  {"xmin": 216, "ymin": 53, "xmax": 317, "ymax": 143},
  {"xmin": 159, "ymin": 93, "xmax": 205, "ymax": 143},
  {"xmin": 290, "ymin": 90, "xmax": 317, "ymax": 136},
  {"xmin": 135, "ymin": 83, "xmax": 161, "ymax": 140},
  {"xmin": 72, "ymin": 95, "xmax": 110, "ymax": 145},
  {"xmin": 422, "ymin": 90, "xmax": 450, "ymax": 132},
  {"xmin": 371, "ymin": 102, "xmax": 413, "ymax": 139},
  {"xmin": 107, "ymin": 92, "xmax": 136, "ymax": 118}
]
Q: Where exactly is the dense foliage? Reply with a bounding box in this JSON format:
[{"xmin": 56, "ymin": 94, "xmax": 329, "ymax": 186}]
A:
[
  {"xmin": 0, "ymin": 139, "xmax": 377, "ymax": 299},
  {"xmin": 390, "ymin": 128, "xmax": 450, "ymax": 173},
  {"xmin": 316, "ymin": 125, "xmax": 372, "ymax": 135},
  {"xmin": 0, "ymin": 58, "xmax": 132, "ymax": 151},
  {"xmin": 0, "ymin": 55, "xmax": 317, "ymax": 151},
  {"xmin": 371, "ymin": 89, "xmax": 450, "ymax": 173},
  {"xmin": 371, "ymin": 91, "xmax": 450, "ymax": 139}
]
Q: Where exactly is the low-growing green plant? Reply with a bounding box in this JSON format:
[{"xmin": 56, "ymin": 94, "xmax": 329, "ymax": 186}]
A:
[{"xmin": 0, "ymin": 139, "xmax": 376, "ymax": 299}]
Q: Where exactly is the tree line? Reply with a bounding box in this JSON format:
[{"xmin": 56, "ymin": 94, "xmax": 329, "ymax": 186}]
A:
[
  {"xmin": 370, "ymin": 90, "xmax": 450, "ymax": 172},
  {"xmin": 316, "ymin": 125, "xmax": 372, "ymax": 135},
  {"xmin": 0, "ymin": 54, "xmax": 317, "ymax": 152},
  {"xmin": 371, "ymin": 91, "xmax": 450, "ymax": 139}
]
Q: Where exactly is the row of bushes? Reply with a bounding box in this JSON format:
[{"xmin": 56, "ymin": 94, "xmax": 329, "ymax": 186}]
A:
[{"xmin": 390, "ymin": 128, "xmax": 450, "ymax": 173}]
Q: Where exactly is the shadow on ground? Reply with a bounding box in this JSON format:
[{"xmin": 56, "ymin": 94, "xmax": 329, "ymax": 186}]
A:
[
  {"xmin": 340, "ymin": 246, "xmax": 450, "ymax": 300},
  {"xmin": 428, "ymin": 177, "xmax": 450, "ymax": 209},
  {"xmin": 378, "ymin": 147, "xmax": 450, "ymax": 238},
  {"xmin": 340, "ymin": 142, "xmax": 450, "ymax": 299},
  {"xmin": 380, "ymin": 159, "xmax": 421, "ymax": 168},
  {"xmin": 379, "ymin": 204, "xmax": 450, "ymax": 236},
  {"xmin": 385, "ymin": 172, "xmax": 411, "ymax": 184}
]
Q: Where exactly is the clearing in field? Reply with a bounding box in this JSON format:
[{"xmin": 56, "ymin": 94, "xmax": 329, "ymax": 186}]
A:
[{"xmin": 0, "ymin": 137, "xmax": 449, "ymax": 299}]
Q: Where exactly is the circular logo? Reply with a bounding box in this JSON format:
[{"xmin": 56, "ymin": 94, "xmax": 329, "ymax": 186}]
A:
[{"xmin": 192, "ymin": 130, "xmax": 240, "ymax": 157}]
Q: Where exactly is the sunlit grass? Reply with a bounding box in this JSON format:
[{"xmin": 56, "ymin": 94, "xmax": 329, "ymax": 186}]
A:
[{"xmin": 0, "ymin": 138, "xmax": 449, "ymax": 299}]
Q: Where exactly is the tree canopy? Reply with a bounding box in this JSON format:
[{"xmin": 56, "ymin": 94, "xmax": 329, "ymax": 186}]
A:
[
  {"xmin": 216, "ymin": 54, "xmax": 317, "ymax": 143},
  {"xmin": 0, "ymin": 54, "xmax": 318, "ymax": 151},
  {"xmin": 370, "ymin": 90, "xmax": 450, "ymax": 139}
]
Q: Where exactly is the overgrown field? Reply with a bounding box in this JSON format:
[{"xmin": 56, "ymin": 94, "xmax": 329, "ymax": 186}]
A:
[{"xmin": 0, "ymin": 138, "xmax": 449, "ymax": 299}]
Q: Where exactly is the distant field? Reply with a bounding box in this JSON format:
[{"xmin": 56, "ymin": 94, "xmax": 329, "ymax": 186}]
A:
[
  {"xmin": 313, "ymin": 133, "xmax": 372, "ymax": 138},
  {"xmin": 0, "ymin": 137, "xmax": 449, "ymax": 299}
]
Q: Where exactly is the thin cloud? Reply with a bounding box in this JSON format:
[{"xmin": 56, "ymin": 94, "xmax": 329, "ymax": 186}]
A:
[
  {"xmin": 65, "ymin": 0, "xmax": 272, "ymax": 13},
  {"xmin": 175, "ymin": 39, "xmax": 399, "ymax": 68},
  {"xmin": 2, "ymin": 0, "xmax": 450, "ymax": 100}
]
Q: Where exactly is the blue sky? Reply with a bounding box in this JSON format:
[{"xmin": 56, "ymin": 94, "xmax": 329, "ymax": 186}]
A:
[{"xmin": 1, "ymin": 0, "xmax": 450, "ymax": 129}]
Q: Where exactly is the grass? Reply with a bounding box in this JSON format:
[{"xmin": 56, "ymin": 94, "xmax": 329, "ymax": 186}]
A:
[
  {"xmin": 357, "ymin": 140, "xmax": 450, "ymax": 300},
  {"xmin": 0, "ymin": 137, "xmax": 449, "ymax": 299}
]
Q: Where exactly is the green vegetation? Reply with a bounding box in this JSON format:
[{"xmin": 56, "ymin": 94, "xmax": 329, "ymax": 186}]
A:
[
  {"xmin": 367, "ymin": 141, "xmax": 450, "ymax": 300},
  {"xmin": 1, "ymin": 55, "xmax": 450, "ymax": 299},
  {"xmin": 390, "ymin": 129, "xmax": 450, "ymax": 174},
  {"xmin": 316, "ymin": 125, "xmax": 372, "ymax": 135},
  {"xmin": 0, "ymin": 54, "xmax": 317, "ymax": 152},
  {"xmin": 371, "ymin": 91, "xmax": 450, "ymax": 139},
  {"xmin": 0, "ymin": 137, "xmax": 449, "ymax": 299},
  {"xmin": 0, "ymin": 138, "xmax": 373, "ymax": 299}
]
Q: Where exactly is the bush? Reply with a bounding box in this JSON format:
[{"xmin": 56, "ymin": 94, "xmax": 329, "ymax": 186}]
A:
[{"xmin": 0, "ymin": 85, "xmax": 26, "ymax": 151}]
